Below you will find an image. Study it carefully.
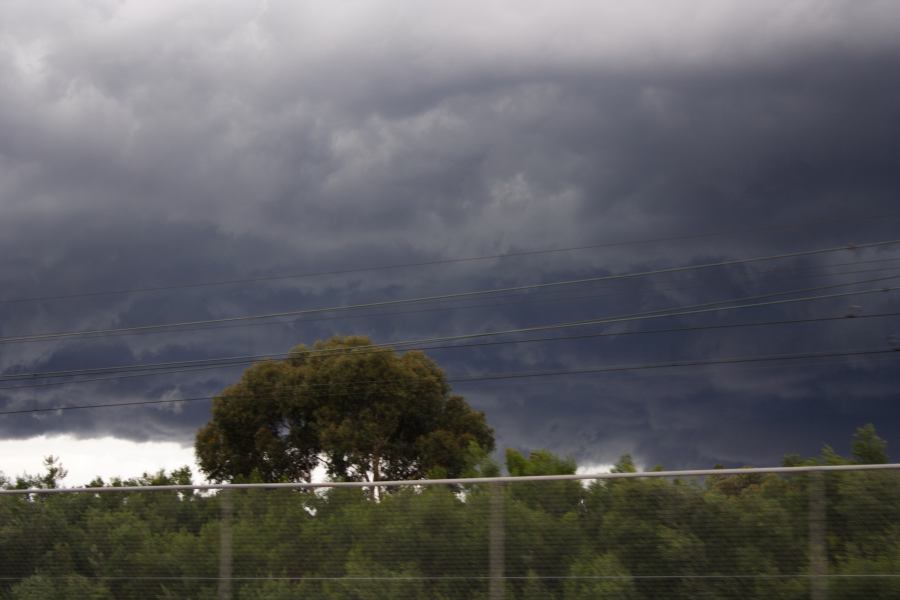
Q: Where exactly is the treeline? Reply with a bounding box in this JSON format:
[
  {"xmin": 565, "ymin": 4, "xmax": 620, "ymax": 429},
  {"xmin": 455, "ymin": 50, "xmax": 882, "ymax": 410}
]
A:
[{"xmin": 1, "ymin": 426, "xmax": 899, "ymax": 600}]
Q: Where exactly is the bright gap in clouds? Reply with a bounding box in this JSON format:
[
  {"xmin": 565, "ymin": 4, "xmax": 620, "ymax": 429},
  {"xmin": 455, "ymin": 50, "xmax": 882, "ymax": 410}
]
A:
[
  {"xmin": 0, "ymin": 435, "xmax": 198, "ymax": 487},
  {"xmin": 576, "ymin": 462, "xmax": 616, "ymax": 475},
  {"xmin": 0, "ymin": 438, "xmax": 627, "ymax": 489}
]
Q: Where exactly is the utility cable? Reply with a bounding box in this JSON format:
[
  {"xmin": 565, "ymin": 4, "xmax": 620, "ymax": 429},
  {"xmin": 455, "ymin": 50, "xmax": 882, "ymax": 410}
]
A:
[
  {"xmin": 1, "ymin": 347, "xmax": 897, "ymax": 416},
  {"xmin": 3, "ymin": 211, "xmax": 897, "ymax": 305},
  {"xmin": 1, "ymin": 278, "xmax": 897, "ymax": 389},
  {"xmin": 1, "ymin": 278, "xmax": 897, "ymax": 388},
  {"xmin": 2, "ymin": 310, "xmax": 899, "ymax": 389},
  {"xmin": 1, "ymin": 239, "xmax": 898, "ymax": 345},
  {"xmin": 5, "ymin": 261, "xmax": 899, "ymax": 346},
  {"xmin": 381, "ymin": 279, "xmax": 900, "ymax": 351},
  {"xmin": 6, "ymin": 269, "xmax": 895, "ymax": 380}
]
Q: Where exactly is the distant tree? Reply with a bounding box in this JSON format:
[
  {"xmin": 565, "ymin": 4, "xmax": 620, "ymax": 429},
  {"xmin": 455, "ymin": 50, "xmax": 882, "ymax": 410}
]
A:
[
  {"xmin": 611, "ymin": 454, "xmax": 637, "ymax": 473},
  {"xmin": 505, "ymin": 448, "xmax": 582, "ymax": 516},
  {"xmin": 13, "ymin": 455, "xmax": 67, "ymax": 489},
  {"xmin": 852, "ymin": 423, "xmax": 888, "ymax": 464},
  {"xmin": 195, "ymin": 336, "xmax": 494, "ymax": 483}
]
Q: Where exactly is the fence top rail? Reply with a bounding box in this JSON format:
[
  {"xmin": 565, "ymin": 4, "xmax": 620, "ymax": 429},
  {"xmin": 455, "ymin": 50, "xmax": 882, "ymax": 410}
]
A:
[{"xmin": 2, "ymin": 462, "xmax": 899, "ymax": 495}]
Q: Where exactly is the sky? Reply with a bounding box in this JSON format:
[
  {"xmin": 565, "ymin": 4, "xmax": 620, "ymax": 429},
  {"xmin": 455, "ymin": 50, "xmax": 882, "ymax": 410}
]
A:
[{"xmin": 2, "ymin": 0, "xmax": 900, "ymax": 485}]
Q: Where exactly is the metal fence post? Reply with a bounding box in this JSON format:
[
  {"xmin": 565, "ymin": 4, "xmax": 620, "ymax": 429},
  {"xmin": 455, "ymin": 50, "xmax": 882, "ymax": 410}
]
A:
[
  {"xmin": 489, "ymin": 482, "xmax": 505, "ymax": 600},
  {"xmin": 219, "ymin": 489, "xmax": 233, "ymax": 600},
  {"xmin": 809, "ymin": 472, "xmax": 827, "ymax": 600}
]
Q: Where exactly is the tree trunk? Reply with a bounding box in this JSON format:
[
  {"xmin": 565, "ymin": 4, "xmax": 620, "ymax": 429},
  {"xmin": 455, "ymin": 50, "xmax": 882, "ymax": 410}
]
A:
[{"xmin": 371, "ymin": 451, "xmax": 381, "ymax": 502}]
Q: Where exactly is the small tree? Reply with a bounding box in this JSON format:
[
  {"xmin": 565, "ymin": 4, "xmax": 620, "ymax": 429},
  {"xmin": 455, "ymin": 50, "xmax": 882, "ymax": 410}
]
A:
[
  {"xmin": 852, "ymin": 423, "xmax": 888, "ymax": 464},
  {"xmin": 13, "ymin": 455, "xmax": 67, "ymax": 490}
]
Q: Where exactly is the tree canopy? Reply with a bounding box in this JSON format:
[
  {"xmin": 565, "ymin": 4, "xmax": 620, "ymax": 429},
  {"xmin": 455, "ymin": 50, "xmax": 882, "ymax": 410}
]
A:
[
  {"xmin": 3, "ymin": 425, "xmax": 897, "ymax": 599},
  {"xmin": 195, "ymin": 336, "xmax": 495, "ymax": 483}
]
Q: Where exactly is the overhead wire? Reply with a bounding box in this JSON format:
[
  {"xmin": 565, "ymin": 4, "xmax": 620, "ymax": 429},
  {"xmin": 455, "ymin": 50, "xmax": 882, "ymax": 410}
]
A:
[
  {"xmin": 4, "ymin": 271, "xmax": 899, "ymax": 379},
  {"xmin": 362, "ymin": 278, "xmax": 900, "ymax": 351},
  {"xmin": 4, "ymin": 259, "xmax": 899, "ymax": 346},
  {"xmin": 3, "ymin": 210, "xmax": 897, "ymax": 305},
  {"xmin": 2, "ymin": 238, "xmax": 898, "ymax": 345},
  {"xmin": 1, "ymin": 279, "xmax": 897, "ymax": 390},
  {"xmin": 4, "ymin": 262, "xmax": 898, "ymax": 382},
  {"xmin": 4, "ymin": 272, "xmax": 899, "ymax": 380},
  {"xmin": 2, "ymin": 239, "xmax": 898, "ymax": 423},
  {"xmin": 2, "ymin": 312, "xmax": 898, "ymax": 391},
  {"xmin": 1, "ymin": 347, "xmax": 897, "ymax": 416},
  {"xmin": 0, "ymin": 574, "xmax": 895, "ymax": 581},
  {"xmin": 3, "ymin": 310, "xmax": 897, "ymax": 386}
]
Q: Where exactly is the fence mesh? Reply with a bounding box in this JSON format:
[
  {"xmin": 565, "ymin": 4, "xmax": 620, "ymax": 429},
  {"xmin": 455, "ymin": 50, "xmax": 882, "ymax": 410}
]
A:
[{"xmin": 2, "ymin": 468, "xmax": 900, "ymax": 599}]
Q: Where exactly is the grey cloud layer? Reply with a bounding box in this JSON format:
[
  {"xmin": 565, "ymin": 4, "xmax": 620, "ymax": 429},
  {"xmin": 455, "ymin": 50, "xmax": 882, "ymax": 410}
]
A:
[{"xmin": 2, "ymin": 0, "xmax": 900, "ymax": 469}]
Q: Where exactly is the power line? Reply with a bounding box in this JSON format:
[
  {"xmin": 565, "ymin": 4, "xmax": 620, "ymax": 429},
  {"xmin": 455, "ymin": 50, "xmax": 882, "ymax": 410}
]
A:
[
  {"xmin": 3, "ymin": 310, "xmax": 899, "ymax": 389},
  {"xmin": 6, "ymin": 269, "xmax": 893, "ymax": 380},
  {"xmin": 1, "ymin": 347, "xmax": 896, "ymax": 416},
  {"xmin": 451, "ymin": 348, "xmax": 900, "ymax": 384},
  {"xmin": 1, "ymin": 276, "xmax": 897, "ymax": 389},
  {"xmin": 0, "ymin": 275, "xmax": 900, "ymax": 389},
  {"xmin": 788, "ymin": 255, "xmax": 900, "ymax": 270},
  {"xmin": 3, "ymin": 211, "xmax": 897, "ymax": 305},
  {"xmin": 0, "ymin": 576, "xmax": 900, "ymax": 583},
  {"xmin": 2, "ymin": 239, "xmax": 898, "ymax": 345},
  {"xmin": 6, "ymin": 260, "xmax": 898, "ymax": 346},
  {"xmin": 382, "ymin": 280, "xmax": 899, "ymax": 350}
]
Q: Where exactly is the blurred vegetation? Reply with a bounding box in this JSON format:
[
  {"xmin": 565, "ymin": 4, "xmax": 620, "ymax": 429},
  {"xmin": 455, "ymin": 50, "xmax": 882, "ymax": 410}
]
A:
[{"xmin": 2, "ymin": 425, "xmax": 899, "ymax": 599}]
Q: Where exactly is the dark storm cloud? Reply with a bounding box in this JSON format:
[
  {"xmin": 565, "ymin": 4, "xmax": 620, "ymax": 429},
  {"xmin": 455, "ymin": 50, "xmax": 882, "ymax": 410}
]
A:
[{"xmin": 2, "ymin": 0, "xmax": 900, "ymax": 470}]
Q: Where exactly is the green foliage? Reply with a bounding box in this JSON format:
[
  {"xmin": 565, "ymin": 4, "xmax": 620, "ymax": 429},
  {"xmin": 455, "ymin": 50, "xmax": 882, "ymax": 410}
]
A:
[
  {"xmin": 563, "ymin": 553, "xmax": 636, "ymax": 600},
  {"xmin": 520, "ymin": 570, "xmax": 551, "ymax": 599},
  {"xmin": 505, "ymin": 448, "xmax": 582, "ymax": 516},
  {"xmin": 12, "ymin": 456, "xmax": 68, "ymax": 490},
  {"xmin": 852, "ymin": 423, "xmax": 888, "ymax": 464},
  {"xmin": 195, "ymin": 360, "xmax": 320, "ymax": 483},
  {"xmin": 832, "ymin": 544, "xmax": 900, "ymax": 599},
  {"xmin": 195, "ymin": 336, "xmax": 494, "ymax": 483},
  {"xmin": 3, "ymin": 426, "xmax": 900, "ymax": 599},
  {"xmin": 9, "ymin": 575, "xmax": 112, "ymax": 600}
]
